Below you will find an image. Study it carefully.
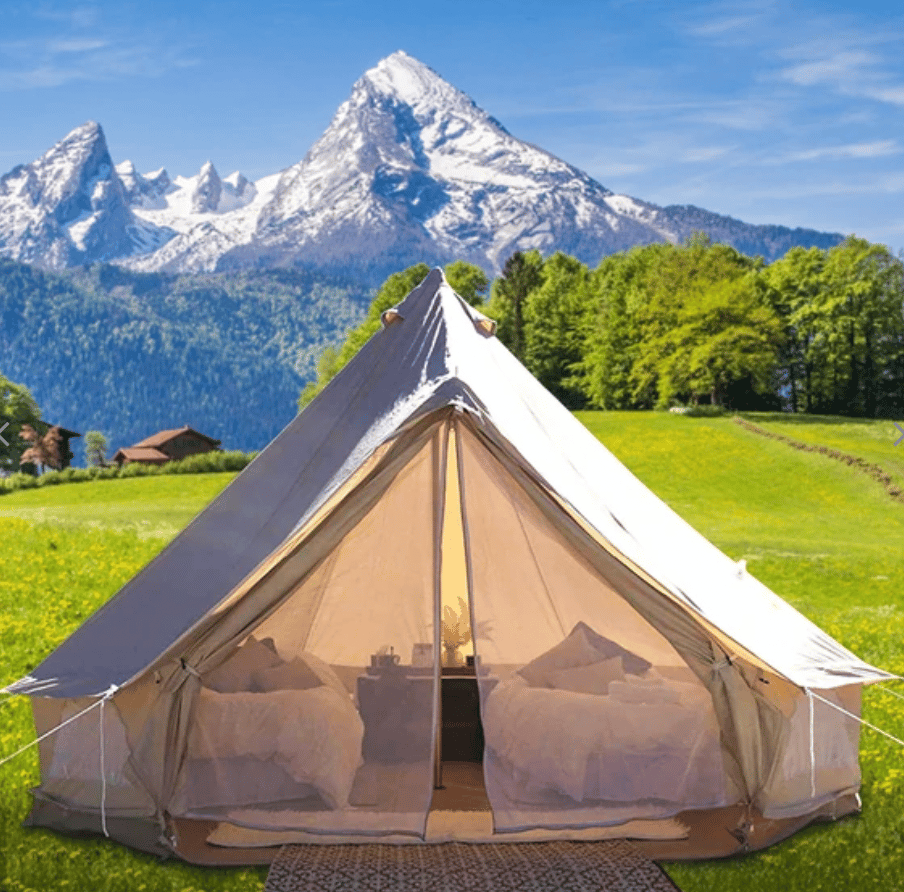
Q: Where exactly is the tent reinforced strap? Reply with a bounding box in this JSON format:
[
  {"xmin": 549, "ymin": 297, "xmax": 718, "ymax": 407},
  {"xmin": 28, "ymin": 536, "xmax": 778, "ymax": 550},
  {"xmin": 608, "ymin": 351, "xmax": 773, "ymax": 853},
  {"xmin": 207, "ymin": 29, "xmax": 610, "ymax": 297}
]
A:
[
  {"xmin": 100, "ymin": 694, "xmax": 109, "ymax": 837},
  {"xmin": 806, "ymin": 689, "xmax": 816, "ymax": 799},
  {"xmin": 809, "ymin": 690, "xmax": 904, "ymax": 748}
]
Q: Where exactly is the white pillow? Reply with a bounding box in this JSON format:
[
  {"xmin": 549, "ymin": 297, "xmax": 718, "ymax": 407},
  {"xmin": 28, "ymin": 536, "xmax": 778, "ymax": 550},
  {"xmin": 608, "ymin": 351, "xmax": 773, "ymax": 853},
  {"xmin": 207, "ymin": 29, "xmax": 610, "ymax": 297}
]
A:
[
  {"xmin": 297, "ymin": 651, "xmax": 348, "ymax": 698},
  {"xmin": 548, "ymin": 657, "xmax": 624, "ymax": 695},
  {"xmin": 204, "ymin": 636, "xmax": 283, "ymax": 693},
  {"xmin": 252, "ymin": 656, "xmax": 323, "ymax": 692},
  {"xmin": 518, "ymin": 626, "xmax": 603, "ymax": 687}
]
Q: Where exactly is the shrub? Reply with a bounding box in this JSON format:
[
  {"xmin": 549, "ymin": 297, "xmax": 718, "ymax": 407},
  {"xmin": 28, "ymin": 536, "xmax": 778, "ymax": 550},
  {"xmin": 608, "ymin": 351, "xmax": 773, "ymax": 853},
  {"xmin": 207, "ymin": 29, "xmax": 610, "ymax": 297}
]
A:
[{"xmin": 0, "ymin": 450, "xmax": 257, "ymax": 496}]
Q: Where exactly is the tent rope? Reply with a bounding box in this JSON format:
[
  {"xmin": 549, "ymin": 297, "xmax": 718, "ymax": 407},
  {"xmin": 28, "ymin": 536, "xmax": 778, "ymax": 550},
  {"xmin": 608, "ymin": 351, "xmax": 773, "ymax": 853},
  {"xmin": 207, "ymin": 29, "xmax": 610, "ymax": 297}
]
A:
[
  {"xmin": 876, "ymin": 684, "xmax": 904, "ymax": 704},
  {"xmin": 809, "ymin": 691, "xmax": 904, "ymax": 748},
  {"xmin": 0, "ymin": 685, "xmax": 119, "ymax": 770}
]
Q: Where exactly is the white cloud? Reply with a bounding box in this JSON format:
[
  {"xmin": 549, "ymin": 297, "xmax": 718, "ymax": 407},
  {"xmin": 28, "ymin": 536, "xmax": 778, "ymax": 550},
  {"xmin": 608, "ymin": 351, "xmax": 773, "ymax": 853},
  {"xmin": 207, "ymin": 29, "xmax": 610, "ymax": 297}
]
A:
[
  {"xmin": 749, "ymin": 174, "xmax": 904, "ymax": 200},
  {"xmin": 775, "ymin": 32, "xmax": 904, "ymax": 108},
  {"xmin": 682, "ymin": 145, "xmax": 736, "ymax": 163},
  {"xmin": 590, "ymin": 161, "xmax": 649, "ymax": 178},
  {"xmin": 864, "ymin": 85, "xmax": 904, "ymax": 106},
  {"xmin": 48, "ymin": 38, "xmax": 109, "ymax": 53},
  {"xmin": 0, "ymin": 6, "xmax": 197, "ymax": 92},
  {"xmin": 781, "ymin": 140, "xmax": 900, "ymax": 163},
  {"xmin": 780, "ymin": 50, "xmax": 878, "ymax": 87},
  {"xmin": 681, "ymin": 0, "xmax": 777, "ymax": 42}
]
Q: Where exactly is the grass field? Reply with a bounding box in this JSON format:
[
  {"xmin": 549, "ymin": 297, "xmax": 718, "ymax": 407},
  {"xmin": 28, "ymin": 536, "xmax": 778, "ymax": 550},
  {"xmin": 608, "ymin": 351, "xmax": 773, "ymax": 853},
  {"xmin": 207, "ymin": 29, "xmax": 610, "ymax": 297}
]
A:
[{"xmin": 2, "ymin": 412, "xmax": 903, "ymax": 891}]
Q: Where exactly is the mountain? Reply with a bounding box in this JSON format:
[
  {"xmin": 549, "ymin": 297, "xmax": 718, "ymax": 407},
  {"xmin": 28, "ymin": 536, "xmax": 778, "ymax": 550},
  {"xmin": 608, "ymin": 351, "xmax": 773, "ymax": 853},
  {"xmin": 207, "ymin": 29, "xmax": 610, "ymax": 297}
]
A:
[
  {"xmin": 0, "ymin": 122, "xmax": 172, "ymax": 269},
  {"xmin": 0, "ymin": 258, "xmax": 368, "ymax": 457},
  {"xmin": 0, "ymin": 52, "xmax": 842, "ymax": 278}
]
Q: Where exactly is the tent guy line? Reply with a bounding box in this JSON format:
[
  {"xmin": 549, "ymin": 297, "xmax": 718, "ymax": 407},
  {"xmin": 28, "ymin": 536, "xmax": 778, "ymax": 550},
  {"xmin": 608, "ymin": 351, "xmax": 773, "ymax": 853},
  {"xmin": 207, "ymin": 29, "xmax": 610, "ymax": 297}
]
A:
[
  {"xmin": 808, "ymin": 690, "xmax": 904, "ymax": 749},
  {"xmin": 876, "ymin": 683, "xmax": 904, "ymax": 703},
  {"xmin": 0, "ymin": 685, "xmax": 117, "ymax": 769}
]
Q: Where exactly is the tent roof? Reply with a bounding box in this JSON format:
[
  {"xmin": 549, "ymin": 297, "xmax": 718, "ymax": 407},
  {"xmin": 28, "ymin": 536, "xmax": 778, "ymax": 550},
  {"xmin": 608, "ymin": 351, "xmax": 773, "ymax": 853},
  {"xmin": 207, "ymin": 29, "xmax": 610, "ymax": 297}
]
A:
[{"xmin": 6, "ymin": 269, "xmax": 890, "ymax": 698}]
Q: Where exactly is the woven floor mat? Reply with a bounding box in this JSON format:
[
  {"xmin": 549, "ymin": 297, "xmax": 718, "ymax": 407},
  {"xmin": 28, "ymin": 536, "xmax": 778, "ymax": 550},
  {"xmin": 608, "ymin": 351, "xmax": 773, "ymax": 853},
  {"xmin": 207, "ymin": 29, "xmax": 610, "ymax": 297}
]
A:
[{"xmin": 265, "ymin": 838, "xmax": 682, "ymax": 891}]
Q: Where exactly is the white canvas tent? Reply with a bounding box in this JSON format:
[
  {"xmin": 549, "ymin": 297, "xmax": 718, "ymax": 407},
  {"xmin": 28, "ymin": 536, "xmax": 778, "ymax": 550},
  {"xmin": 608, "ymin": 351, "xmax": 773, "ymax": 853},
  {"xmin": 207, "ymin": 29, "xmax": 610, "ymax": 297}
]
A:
[{"xmin": 5, "ymin": 268, "xmax": 892, "ymax": 861}]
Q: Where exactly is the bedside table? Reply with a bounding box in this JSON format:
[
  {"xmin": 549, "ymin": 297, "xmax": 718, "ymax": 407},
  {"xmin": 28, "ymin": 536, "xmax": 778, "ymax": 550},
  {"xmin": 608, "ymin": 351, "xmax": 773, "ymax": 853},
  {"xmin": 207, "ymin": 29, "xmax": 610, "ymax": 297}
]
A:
[{"xmin": 356, "ymin": 668, "xmax": 497, "ymax": 765}]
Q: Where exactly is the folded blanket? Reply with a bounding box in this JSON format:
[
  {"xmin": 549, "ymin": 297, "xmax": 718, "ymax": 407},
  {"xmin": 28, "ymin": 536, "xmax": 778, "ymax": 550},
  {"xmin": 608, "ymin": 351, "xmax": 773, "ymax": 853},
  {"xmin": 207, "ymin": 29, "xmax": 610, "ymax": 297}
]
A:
[{"xmin": 189, "ymin": 687, "xmax": 364, "ymax": 808}]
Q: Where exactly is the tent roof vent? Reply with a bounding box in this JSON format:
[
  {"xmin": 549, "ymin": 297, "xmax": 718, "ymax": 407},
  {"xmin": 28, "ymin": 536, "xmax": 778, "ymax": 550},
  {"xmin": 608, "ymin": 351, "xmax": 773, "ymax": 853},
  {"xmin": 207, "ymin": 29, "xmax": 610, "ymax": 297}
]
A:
[{"xmin": 381, "ymin": 308, "xmax": 404, "ymax": 327}]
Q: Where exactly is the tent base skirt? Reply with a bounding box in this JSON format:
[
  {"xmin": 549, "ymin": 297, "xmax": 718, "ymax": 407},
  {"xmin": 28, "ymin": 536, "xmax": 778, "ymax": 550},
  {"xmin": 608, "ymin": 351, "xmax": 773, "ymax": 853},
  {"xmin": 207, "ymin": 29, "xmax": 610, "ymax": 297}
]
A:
[
  {"xmin": 24, "ymin": 794, "xmax": 171, "ymax": 860},
  {"xmin": 23, "ymin": 779, "xmax": 861, "ymax": 867},
  {"xmin": 163, "ymin": 796, "xmax": 860, "ymax": 867}
]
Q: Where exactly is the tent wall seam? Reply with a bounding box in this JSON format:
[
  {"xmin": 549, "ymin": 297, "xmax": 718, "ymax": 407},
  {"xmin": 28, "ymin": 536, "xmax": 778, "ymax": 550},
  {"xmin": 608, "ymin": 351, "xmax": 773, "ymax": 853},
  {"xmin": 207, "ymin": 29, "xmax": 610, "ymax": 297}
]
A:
[
  {"xmin": 508, "ymin": 474, "xmax": 567, "ymax": 641},
  {"xmin": 453, "ymin": 419, "xmax": 495, "ymax": 834},
  {"xmin": 431, "ymin": 421, "xmax": 450, "ymax": 796}
]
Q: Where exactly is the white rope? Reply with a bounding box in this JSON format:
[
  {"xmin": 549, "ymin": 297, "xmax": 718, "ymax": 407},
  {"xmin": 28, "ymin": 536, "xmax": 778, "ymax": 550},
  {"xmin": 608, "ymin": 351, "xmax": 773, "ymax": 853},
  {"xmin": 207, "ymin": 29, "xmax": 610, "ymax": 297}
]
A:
[
  {"xmin": 0, "ymin": 694, "xmax": 19, "ymax": 709},
  {"xmin": 0, "ymin": 698, "xmax": 103, "ymax": 768},
  {"xmin": 806, "ymin": 689, "xmax": 816, "ymax": 798},
  {"xmin": 0, "ymin": 685, "xmax": 119, "ymax": 770},
  {"xmin": 876, "ymin": 685, "xmax": 904, "ymax": 704},
  {"xmin": 809, "ymin": 691, "xmax": 904, "ymax": 748}
]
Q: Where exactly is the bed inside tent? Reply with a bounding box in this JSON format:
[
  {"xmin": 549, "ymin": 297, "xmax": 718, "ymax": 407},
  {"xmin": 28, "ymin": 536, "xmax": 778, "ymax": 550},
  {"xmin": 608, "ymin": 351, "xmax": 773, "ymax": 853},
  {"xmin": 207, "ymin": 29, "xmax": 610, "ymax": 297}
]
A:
[{"xmin": 15, "ymin": 269, "xmax": 883, "ymax": 865}]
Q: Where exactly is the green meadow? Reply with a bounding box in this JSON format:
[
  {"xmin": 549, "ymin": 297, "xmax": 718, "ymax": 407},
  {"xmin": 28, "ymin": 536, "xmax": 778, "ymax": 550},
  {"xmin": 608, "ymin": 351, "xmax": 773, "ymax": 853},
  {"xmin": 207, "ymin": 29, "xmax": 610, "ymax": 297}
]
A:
[{"xmin": 2, "ymin": 413, "xmax": 903, "ymax": 891}]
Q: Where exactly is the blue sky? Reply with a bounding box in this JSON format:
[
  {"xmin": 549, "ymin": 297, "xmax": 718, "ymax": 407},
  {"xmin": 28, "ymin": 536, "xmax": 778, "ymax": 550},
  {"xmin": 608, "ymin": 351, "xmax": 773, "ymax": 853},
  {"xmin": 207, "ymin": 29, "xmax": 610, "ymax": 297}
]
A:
[{"xmin": 3, "ymin": 0, "xmax": 904, "ymax": 251}]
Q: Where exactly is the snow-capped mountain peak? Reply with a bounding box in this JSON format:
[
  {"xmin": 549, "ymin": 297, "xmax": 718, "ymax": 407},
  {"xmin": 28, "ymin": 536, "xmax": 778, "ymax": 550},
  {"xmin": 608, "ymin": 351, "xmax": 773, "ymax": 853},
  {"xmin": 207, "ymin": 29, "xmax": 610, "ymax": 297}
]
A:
[
  {"xmin": 191, "ymin": 161, "xmax": 222, "ymax": 213},
  {"xmin": 0, "ymin": 55, "xmax": 842, "ymax": 276},
  {"xmin": 116, "ymin": 160, "xmax": 171, "ymax": 209},
  {"xmin": 360, "ymin": 50, "xmax": 482, "ymax": 119},
  {"xmin": 0, "ymin": 121, "xmax": 172, "ymax": 268}
]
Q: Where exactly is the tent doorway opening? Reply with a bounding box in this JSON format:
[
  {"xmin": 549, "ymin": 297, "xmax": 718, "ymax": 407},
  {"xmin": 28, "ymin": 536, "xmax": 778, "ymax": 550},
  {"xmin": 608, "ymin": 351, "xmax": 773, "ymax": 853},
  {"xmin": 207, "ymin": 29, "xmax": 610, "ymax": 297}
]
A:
[
  {"xmin": 157, "ymin": 412, "xmax": 731, "ymax": 841},
  {"xmin": 435, "ymin": 424, "xmax": 486, "ymax": 800}
]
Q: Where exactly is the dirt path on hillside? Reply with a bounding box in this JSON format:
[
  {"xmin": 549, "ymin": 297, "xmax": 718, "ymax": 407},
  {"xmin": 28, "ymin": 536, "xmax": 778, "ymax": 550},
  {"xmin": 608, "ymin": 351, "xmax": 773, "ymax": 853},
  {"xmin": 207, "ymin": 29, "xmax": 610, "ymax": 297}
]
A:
[{"xmin": 733, "ymin": 416, "xmax": 904, "ymax": 503}]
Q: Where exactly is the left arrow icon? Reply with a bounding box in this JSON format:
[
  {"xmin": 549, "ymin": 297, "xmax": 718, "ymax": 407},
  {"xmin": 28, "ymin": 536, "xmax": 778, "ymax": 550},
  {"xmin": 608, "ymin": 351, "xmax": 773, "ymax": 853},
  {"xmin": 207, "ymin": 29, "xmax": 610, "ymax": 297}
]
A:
[{"xmin": 0, "ymin": 422, "xmax": 8, "ymax": 446}]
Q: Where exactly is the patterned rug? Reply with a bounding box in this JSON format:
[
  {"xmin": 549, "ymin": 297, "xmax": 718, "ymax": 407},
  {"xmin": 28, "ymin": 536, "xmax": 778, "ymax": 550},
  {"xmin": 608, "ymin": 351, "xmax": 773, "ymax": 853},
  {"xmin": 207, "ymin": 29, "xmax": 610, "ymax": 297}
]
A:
[{"xmin": 265, "ymin": 838, "xmax": 682, "ymax": 891}]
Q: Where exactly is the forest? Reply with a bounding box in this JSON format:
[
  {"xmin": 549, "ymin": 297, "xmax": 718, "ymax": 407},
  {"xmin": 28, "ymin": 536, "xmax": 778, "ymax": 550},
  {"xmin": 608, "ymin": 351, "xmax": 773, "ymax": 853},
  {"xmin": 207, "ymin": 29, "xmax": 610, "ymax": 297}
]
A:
[
  {"xmin": 2, "ymin": 234, "xmax": 902, "ymax": 472},
  {"xmin": 305, "ymin": 236, "xmax": 904, "ymax": 417},
  {"xmin": 0, "ymin": 259, "xmax": 369, "ymax": 460}
]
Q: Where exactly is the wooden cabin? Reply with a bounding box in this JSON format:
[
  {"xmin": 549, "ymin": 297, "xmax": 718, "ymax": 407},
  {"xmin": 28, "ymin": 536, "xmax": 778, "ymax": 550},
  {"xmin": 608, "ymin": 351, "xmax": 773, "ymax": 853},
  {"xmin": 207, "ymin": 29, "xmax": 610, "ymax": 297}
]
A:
[{"xmin": 113, "ymin": 426, "xmax": 221, "ymax": 466}]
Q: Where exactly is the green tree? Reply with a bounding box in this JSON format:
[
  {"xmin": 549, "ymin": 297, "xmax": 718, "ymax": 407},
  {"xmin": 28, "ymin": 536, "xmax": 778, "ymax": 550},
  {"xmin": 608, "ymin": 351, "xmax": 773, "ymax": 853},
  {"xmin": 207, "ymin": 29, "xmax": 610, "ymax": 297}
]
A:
[
  {"xmin": 760, "ymin": 246, "xmax": 826, "ymax": 412},
  {"xmin": 630, "ymin": 241, "xmax": 760, "ymax": 407},
  {"xmin": 85, "ymin": 430, "xmax": 109, "ymax": 467},
  {"xmin": 0, "ymin": 373, "xmax": 42, "ymax": 474},
  {"xmin": 444, "ymin": 261, "xmax": 489, "ymax": 307},
  {"xmin": 651, "ymin": 275, "xmax": 783, "ymax": 408},
  {"xmin": 487, "ymin": 251, "xmax": 544, "ymax": 359},
  {"xmin": 580, "ymin": 245, "xmax": 671, "ymax": 409},
  {"xmin": 820, "ymin": 237, "xmax": 904, "ymax": 416},
  {"xmin": 522, "ymin": 253, "xmax": 593, "ymax": 407}
]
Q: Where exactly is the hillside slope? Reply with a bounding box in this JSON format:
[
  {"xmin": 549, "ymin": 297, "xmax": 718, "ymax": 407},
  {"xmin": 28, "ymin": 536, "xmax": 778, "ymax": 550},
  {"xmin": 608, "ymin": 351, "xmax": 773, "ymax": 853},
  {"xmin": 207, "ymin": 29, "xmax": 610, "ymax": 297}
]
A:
[{"xmin": 0, "ymin": 259, "xmax": 368, "ymax": 458}]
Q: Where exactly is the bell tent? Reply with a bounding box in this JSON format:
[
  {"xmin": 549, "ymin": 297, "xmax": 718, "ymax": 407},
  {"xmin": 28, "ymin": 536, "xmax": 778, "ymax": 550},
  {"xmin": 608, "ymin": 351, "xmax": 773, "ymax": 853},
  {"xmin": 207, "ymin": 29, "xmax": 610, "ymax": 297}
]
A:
[{"xmin": 5, "ymin": 268, "xmax": 891, "ymax": 861}]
